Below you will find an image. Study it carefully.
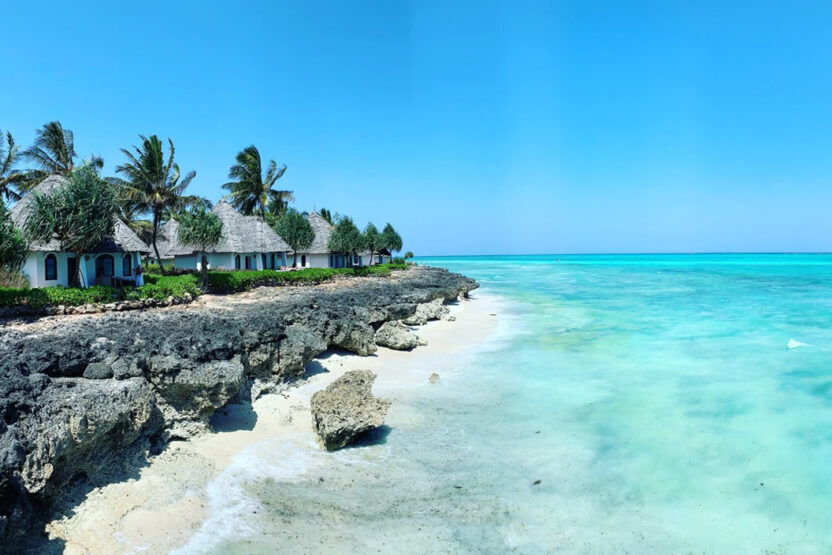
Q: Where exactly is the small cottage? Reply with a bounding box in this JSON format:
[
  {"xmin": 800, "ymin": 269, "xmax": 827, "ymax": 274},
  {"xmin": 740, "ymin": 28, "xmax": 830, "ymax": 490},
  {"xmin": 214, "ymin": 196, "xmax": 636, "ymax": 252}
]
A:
[
  {"xmin": 10, "ymin": 175, "xmax": 150, "ymax": 288},
  {"xmin": 159, "ymin": 201, "xmax": 290, "ymax": 271}
]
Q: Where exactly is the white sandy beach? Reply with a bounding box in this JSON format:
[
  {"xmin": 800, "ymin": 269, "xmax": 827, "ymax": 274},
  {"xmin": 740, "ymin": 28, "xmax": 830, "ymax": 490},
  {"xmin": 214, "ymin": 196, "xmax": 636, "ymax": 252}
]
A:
[{"xmin": 46, "ymin": 292, "xmax": 500, "ymax": 554}]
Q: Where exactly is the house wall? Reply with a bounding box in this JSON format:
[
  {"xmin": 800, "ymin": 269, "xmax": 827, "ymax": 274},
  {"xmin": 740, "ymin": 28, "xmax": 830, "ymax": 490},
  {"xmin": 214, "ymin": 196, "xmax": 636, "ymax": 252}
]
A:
[
  {"xmin": 299, "ymin": 253, "xmax": 330, "ymax": 269},
  {"xmin": 23, "ymin": 251, "xmax": 142, "ymax": 289},
  {"xmin": 174, "ymin": 252, "xmax": 288, "ymax": 272}
]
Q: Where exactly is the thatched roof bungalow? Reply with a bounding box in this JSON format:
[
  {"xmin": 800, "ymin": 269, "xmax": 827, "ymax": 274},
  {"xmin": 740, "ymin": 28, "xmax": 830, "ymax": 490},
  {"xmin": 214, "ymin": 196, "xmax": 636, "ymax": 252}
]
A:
[
  {"xmin": 294, "ymin": 211, "xmax": 373, "ymax": 268},
  {"xmin": 10, "ymin": 175, "xmax": 150, "ymax": 288},
  {"xmin": 159, "ymin": 200, "xmax": 291, "ymax": 271}
]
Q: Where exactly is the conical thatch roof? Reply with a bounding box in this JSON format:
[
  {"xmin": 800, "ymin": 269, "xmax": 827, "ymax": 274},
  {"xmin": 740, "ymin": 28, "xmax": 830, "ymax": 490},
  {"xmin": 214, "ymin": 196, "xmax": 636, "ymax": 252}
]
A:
[
  {"xmin": 304, "ymin": 211, "xmax": 334, "ymax": 254},
  {"xmin": 10, "ymin": 175, "xmax": 150, "ymax": 253},
  {"xmin": 160, "ymin": 200, "xmax": 291, "ymax": 256}
]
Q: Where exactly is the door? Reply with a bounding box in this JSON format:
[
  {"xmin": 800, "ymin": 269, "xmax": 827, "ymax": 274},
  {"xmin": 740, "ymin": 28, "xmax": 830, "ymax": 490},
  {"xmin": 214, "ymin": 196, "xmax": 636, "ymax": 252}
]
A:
[
  {"xmin": 95, "ymin": 255, "xmax": 114, "ymax": 286},
  {"xmin": 67, "ymin": 257, "xmax": 77, "ymax": 286}
]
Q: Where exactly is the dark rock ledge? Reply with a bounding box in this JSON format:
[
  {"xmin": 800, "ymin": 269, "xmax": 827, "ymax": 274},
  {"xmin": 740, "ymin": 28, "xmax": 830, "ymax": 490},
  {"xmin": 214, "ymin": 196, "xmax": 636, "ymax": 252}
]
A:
[{"xmin": 0, "ymin": 267, "xmax": 477, "ymax": 548}]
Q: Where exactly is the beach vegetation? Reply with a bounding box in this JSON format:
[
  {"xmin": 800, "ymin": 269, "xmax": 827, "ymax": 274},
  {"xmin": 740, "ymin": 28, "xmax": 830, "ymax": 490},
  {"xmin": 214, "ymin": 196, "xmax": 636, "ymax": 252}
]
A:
[
  {"xmin": 0, "ymin": 202, "xmax": 27, "ymax": 276},
  {"xmin": 404, "ymin": 251, "xmax": 414, "ymax": 260},
  {"xmin": 380, "ymin": 223, "xmax": 403, "ymax": 255},
  {"xmin": 273, "ymin": 208, "xmax": 314, "ymax": 266},
  {"xmin": 0, "ymin": 130, "xmax": 25, "ymax": 202},
  {"xmin": 20, "ymin": 121, "xmax": 103, "ymax": 191},
  {"xmin": 176, "ymin": 204, "xmax": 224, "ymax": 288},
  {"xmin": 113, "ymin": 135, "xmax": 199, "ymax": 274},
  {"xmin": 328, "ymin": 216, "xmax": 364, "ymax": 263},
  {"xmin": 223, "ymin": 146, "xmax": 292, "ymax": 220},
  {"xmin": 22, "ymin": 165, "xmax": 118, "ymax": 287},
  {"xmin": 363, "ymin": 222, "xmax": 382, "ymax": 266},
  {"xmin": 0, "ymin": 263, "xmax": 406, "ymax": 308}
]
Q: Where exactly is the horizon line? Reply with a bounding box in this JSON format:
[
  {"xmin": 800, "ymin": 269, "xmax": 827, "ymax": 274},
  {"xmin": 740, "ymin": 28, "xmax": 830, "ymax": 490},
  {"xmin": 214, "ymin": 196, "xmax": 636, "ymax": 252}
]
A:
[{"xmin": 415, "ymin": 252, "xmax": 832, "ymax": 258}]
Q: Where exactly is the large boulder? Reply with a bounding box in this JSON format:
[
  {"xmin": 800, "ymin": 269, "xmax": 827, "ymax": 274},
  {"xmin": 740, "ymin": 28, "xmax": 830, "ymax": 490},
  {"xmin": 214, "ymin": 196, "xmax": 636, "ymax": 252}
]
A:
[
  {"xmin": 375, "ymin": 321, "xmax": 421, "ymax": 350},
  {"xmin": 332, "ymin": 321, "xmax": 378, "ymax": 356},
  {"xmin": 310, "ymin": 370, "xmax": 390, "ymax": 451}
]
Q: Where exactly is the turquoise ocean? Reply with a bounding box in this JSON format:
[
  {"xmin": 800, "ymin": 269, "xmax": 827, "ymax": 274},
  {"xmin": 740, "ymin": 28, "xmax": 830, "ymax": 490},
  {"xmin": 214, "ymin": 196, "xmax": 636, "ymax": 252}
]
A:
[{"xmin": 192, "ymin": 254, "xmax": 832, "ymax": 553}]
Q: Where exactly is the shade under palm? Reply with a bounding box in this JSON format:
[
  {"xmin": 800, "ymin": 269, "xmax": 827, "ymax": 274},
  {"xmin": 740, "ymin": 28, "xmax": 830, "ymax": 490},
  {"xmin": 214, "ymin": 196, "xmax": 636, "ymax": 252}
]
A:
[{"xmin": 222, "ymin": 146, "xmax": 292, "ymax": 218}]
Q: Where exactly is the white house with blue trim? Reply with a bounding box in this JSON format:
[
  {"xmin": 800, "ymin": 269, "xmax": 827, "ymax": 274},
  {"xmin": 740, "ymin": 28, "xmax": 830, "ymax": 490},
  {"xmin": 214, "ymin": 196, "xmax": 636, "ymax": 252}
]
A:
[
  {"xmin": 158, "ymin": 201, "xmax": 290, "ymax": 271},
  {"xmin": 11, "ymin": 175, "xmax": 150, "ymax": 289}
]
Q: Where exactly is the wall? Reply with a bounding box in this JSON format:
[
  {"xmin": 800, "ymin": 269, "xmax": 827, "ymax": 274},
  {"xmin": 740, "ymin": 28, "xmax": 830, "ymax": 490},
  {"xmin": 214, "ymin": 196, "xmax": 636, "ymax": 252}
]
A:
[{"xmin": 23, "ymin": 252, "xmax": 142, "ymax": 289}]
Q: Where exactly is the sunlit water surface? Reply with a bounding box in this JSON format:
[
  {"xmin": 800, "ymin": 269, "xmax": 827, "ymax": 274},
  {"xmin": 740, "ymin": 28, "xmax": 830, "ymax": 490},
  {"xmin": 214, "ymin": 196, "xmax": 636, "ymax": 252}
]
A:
[{"xmin": 188, "ymin": 254, "xmax": 832, "ymax": 553}]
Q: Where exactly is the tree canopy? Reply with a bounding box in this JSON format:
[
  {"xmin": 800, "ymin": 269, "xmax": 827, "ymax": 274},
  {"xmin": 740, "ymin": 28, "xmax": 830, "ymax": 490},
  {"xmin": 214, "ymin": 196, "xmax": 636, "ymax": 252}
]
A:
[
  {"xmin": 0, "ymin": 202, "xmax": 27, "ymax": 275},
  {"xmin": 274, "ymin": 208, "xmax": 314, "ymax": 266},
  {"xmin": 177, "ymin": 204, "xmax": 223, "ymax": 288},
  {"xmin": 223, "ymin": 146, "xmax": 292, "ymax": 219},
  {"xmin": 0, "ymin": 130, "xmax": 24, "ymax": 202},
  {"xmin": 363, "ymin": 222, "xmax": 381, "ymax": 263},
  {"xmin": 114, "ymin": 135, "xmax": 198, "ymax": 273},
  {"xmin": 328, "ymin": 216, "xmax": 364, "ymax": 256},
  {"xmin": 22, "ymin": 165, "xmax": 117, "ymax": 287},
  {"xmin": 20, "ymin": 121, "xmax": 103, "ymax": 191},
  {"xmin": 319, "ymin": 208, "xmax": 333, "ymax": 225},
  {"xmin": 380, "ymin": 223, "xmax": 403, "ymax": 254}
]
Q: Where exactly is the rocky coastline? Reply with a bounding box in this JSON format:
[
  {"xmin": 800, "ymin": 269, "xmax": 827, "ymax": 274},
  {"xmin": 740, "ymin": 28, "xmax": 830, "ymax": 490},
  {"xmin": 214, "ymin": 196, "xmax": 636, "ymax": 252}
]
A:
[{"xmin": 0, "ymin": 267, "xmax": 477, "ymax": 548}]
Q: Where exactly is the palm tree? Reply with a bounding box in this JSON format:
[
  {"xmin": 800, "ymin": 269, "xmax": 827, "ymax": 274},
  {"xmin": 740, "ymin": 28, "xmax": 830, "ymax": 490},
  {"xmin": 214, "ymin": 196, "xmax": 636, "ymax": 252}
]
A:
[
  {"xmin": 114, "ymin": 135, "xmax": 197, "ymax": 273},
  {"xmin": 222, "ymin": 146, "xmax": 292, "ymax": 218},
  {"xmin": 0, "ymin": 130, "xmax": 24, "ymax": 202},
  {"xmin": 20, "ymin": 121, "xmax": 103, "ymax": 191},
  {"xmin": 117, "ymin": 196, "xmax": 154, "ymax": 244}
]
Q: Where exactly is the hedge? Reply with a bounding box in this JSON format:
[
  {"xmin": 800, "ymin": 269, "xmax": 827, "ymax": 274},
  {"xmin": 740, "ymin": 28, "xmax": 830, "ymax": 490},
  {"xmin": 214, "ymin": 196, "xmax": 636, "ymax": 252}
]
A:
[
  {"xmin": 206, "ymin": 264, "xmax": 399, "ymax": 292},
  {"xmin": 0, "ymin": 264, "xmax": 406, "ymax": 308},
  {"xmin": 0, "ymin": 273, "xmax": 202, "ymax": 308}
]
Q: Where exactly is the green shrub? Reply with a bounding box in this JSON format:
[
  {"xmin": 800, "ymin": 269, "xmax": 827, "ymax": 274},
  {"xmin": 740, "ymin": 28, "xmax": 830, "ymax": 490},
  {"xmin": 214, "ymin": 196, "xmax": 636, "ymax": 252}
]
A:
[
  {"xmin": 141, "ymin": 273, "xmax": 201, "ymax": 300},
  {"xmin": 207, "ymin": 268, "xmax": 338, "ymax": 292},
  {"xmin": 0, "ymin": 285, "xmax": 118, "ymax": 308},
  {"xmin": 0, "ymin": 274, "xmax": 202, "ymax": 308},
  {"xmin": 0, "ymin": 263, "xmax": 405, "ymax": 308}
]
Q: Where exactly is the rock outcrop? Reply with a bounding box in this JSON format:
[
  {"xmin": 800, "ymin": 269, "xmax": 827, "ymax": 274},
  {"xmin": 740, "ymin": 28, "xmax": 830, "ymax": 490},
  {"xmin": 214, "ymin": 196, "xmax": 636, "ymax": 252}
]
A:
[
  {"xmin": 310, "ymin": 370, "xmax": 390, "ymax": 450},
  {"xmin": 402, "ymin": 297, "xmax": 450, "ymax": 326},
  {"xmin": 0, "ymin": 266, "xmax": 477, "ymax": 548},
  {"xmin": 374, "ymin": 321, "xmax": 421, "ymax": 350}
]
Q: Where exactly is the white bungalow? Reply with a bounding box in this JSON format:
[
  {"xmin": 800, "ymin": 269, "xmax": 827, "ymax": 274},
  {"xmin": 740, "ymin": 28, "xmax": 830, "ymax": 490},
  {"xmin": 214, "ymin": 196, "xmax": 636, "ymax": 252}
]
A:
[
  {"xmin": 159, "ymin": 201, "xmax": 290, "ymax": 271},
  {"xmin": 295, "ymin": 211, "xmax": 366, "ymax": 268},
  {"xmin": 10, "ymin": 175, "xmax": 150, "ymax": 288}
]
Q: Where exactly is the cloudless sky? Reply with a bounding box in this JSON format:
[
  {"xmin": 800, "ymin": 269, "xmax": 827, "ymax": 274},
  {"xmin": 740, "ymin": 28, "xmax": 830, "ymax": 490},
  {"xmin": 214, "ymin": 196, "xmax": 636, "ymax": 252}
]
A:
[{"xmin": 4, "ymin": 0, "xmax": 832, "ymax": 254}]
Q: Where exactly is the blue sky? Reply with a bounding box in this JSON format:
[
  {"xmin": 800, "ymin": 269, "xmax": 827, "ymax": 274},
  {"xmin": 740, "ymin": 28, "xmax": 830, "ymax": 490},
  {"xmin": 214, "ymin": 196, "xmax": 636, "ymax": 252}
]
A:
[{"xmin": 4, "ymin": 1, "xmax": 832, "ymax": 254}]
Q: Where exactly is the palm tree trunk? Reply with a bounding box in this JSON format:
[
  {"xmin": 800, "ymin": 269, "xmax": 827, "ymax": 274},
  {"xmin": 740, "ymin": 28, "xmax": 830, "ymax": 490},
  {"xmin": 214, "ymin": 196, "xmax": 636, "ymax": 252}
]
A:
[
  {"xmin": 201, "ymin": 251, "xmax": 208, "ymax": 289},
  {"xmin": 152, "ymin": 210, "xmax": 167, "ymax": 275},
  {"xmin": 73, "ymin": 250, "xmax": 83, "ymax": 288}
]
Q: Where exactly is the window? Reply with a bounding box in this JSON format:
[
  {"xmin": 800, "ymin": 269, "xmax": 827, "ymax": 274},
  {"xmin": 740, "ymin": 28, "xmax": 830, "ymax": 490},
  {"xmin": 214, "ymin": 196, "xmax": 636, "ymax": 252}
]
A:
[
  {"xmin": 45, "ymin": 254, "xmax": 57, "ymax": 281},
  {"xmin": 301, "ymin": 255, "xmax": 306, "ymax": 267},
  {"xmin": 235, "ymin": 255, "xmax": 241, "ymax": 270},
  {"xmin": 123, "ymin": 255, "xmax": 132, "ymax": 276},
  {"xmin": 245, "ymin": 256, "xmax": 252, "ymax": 270},
  {"xmin": 270, "ymin": 253, "xmax": 275, "ymax": 269}
]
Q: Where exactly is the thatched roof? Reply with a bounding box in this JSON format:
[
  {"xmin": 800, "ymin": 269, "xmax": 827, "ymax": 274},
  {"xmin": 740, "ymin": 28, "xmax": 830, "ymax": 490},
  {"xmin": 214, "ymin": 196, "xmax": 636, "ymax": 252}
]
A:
[
  {"xmin": 160, "ymin": 200, "xmax": 291, "ymax": 257},
  {"xmin": 304, "ymin": 211, "xmax": 334, "ymax": 254},
  {"xmin": 10, "ymin": 175, "xmax": 150, "ymax": 253}
]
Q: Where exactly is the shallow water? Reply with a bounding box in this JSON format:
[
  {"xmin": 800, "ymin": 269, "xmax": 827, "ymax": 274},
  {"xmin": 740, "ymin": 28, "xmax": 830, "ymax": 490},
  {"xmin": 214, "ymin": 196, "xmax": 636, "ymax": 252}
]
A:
[{"xmin": 188, "ymin": 254, "xmax": 832, "ymax": 553}]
